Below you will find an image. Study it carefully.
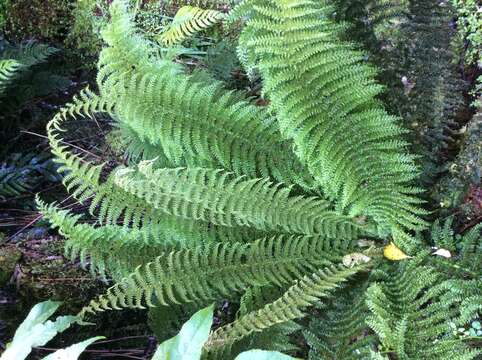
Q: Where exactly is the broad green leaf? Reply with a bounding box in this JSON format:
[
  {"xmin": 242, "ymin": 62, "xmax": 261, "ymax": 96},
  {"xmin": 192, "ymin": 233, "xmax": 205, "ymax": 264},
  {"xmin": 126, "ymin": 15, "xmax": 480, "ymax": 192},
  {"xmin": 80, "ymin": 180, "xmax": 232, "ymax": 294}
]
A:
[
  {"xmin": 42, "ymin": 336, "xmax": 104, "ymax": 360},
  {"xmin": 13, "ymin": 301, "xmax": 62, "ymax": 340},
  {"xmin": 235, "ymin": 350, "xmax": 296, "ymax": 360},
  {"xmin": 1, "ymin": 301, "xmax": 78, "ymax": 360},
  {"xmin": 152, "ymin": 305, "xmax": 214, "ymax": 360}
]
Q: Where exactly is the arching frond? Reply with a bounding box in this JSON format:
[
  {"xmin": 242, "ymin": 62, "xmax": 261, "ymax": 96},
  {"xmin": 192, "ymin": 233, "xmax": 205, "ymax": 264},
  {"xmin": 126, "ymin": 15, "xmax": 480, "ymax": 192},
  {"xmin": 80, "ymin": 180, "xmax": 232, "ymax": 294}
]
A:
[
  {"xmin": 113, "ymin": 161, "xmax": 365, "ymax": 238},
  {"xmin": 205, "ymin": 263, "xmax": 370, "ymax": 352},
  {"xmin": 230, "ymin": 0, "xmax": 428, "ymax": 250},
  {"xmin": 78, "ymin": 235, "xmax": 356, "ymax": 318},
  {"xmin": 37, "ymin": 199, "xmax": 215, "ymax": 279},
  {"xmin": 159, "ymin": 6, "xmax": 225, "ymax": 45}
]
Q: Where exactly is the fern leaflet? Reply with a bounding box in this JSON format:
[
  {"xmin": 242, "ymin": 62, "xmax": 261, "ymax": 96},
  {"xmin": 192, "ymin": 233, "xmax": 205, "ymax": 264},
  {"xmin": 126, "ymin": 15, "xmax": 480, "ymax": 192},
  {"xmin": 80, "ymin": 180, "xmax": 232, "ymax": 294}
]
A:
[{"xmin": 159, "ymin": 6, "xmax": 225, "ymax": 45}]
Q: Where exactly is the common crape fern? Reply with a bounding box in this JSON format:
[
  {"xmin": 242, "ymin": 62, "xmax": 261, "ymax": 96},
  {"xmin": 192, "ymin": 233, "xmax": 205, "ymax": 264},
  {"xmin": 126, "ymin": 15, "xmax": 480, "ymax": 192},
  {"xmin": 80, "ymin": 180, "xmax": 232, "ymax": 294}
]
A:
[
  {"xmin": 37, "ymin": 0, "xmax": 448, "ymax": 356},
  {"xmin": 230, "ymin": 0, "xmax": 427, "ymax": 249}
]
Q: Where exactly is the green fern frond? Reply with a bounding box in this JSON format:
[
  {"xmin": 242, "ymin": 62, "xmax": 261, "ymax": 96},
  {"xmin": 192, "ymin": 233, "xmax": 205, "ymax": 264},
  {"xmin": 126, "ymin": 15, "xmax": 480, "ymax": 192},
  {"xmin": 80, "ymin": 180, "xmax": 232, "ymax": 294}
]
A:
[
  {"xmin": 366, "ymin": 260, "xmax": 481, "ymax": 360},
  {"xmin": 113, "ymin": 161, "xmax": 365, "ymax": 238},
  {"xmin": 231, "ymin": 0, "xmax": 428, "ymax": 250},
  {"xmin": 106, "ymin": 68, "xmax": 317, "ymax": 191},
  {"xmin": 2, "ymin": 42, "xmax": 59, "ymax": 66},
  {"xmin": 47, "ymin": 88, "xmax": 360, "ymax": 247},
  {"xmin": 46, "ymin": 89, "xmax": 281, "ymax": 259},
  {"xmin": 0, "ymin": 59, "xmax": 20, "ymax": 94},
  {"xmin": 78, "ymin": 235, "xmax": 356, "ymax": 318},
  {"xmin": 0, "ymin": 153, "xmax": 34, "ymax": 198},
  {"xmin": 37, "ymin": 199, "xmax": 215, "ymax": 278},
  {"xmin": 0, "ymin": 154, "xmax": 59, "ymax": 199},
  {"xmin": 66, "ymin": 0, "xmax": 322, "ymax": 193},
  {"xmin": 205, "ymin": 263, "xmax": 370, "ymax": 352},
  {"xmin": 418, "ymin": 218, "xmax": 481, "ymax": 278},
  {"xmin": 107, "ymin": 124, "xmax": 173, "ymax": 167},
  {"xmin": 98, "ymin": 62, "xmax": 318, "ymax": 191},
  {"xmin": 0, "ymin": 42, "xmax": 58, "ymax": 95},
  {"xmin": 46, "ymin": 88, "xmax": 174, "ymax": 233},
  {"xmin": 232, "ymin": 285, "xmax": 301, "ymax": 356},
  {"xmin": 304, "ymin": 283, "xmax": 375, "ymax": 359},
  {"xmin": 159, "ymin": 6, "xmax": 225, "ymax": 45}
]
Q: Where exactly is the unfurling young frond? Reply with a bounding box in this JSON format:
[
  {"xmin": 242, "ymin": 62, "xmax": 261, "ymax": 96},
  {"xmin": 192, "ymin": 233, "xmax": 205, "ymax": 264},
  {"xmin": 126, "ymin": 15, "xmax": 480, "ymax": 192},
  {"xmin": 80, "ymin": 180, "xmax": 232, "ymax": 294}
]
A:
[{"xmin": 159, "ymin": 6, "xmax": 225, "ymax": 45}]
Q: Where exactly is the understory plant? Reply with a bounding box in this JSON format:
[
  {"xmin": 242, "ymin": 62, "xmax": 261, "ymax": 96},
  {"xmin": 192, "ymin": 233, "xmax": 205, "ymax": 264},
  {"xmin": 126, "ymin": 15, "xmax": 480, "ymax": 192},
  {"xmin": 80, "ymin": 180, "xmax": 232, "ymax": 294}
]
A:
[
  {"xmin": 1, "ymin": 301, "xmax": 292, "ymax": 360},
  {"xmin": 0, "ymin": 41, "xmax": 66, "ymax": 200},
  {"xmin": 0, "ymin": 301, "xmax": 102, "ymax": 360},
  {"xmin": 38, "ymin": 0, "xmax": 481, "ymax": 358}
]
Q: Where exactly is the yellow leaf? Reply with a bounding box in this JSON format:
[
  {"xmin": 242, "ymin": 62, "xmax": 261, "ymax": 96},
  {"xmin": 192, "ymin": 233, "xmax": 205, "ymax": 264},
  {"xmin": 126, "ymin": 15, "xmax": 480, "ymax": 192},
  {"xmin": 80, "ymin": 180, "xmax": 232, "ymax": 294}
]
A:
[{"xmin": 383, "ymin": 242, "xmax": 410, "ymax": 261}]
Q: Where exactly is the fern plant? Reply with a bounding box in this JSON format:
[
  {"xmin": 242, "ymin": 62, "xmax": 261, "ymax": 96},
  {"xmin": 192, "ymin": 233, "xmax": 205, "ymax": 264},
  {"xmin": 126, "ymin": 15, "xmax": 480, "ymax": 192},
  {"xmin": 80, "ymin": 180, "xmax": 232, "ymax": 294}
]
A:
[
  {"xmin": 0, "ymin": 40, "xmax": 70, "ymax": 134},
  {"xmin": 0, "ymin": 41, "xmax": 58, "ymax": 96},
  {"xmin": 0, "ymin": 153, "xmax": 59, "ymax": 200},
  {"xmin": 304, "ymin": 219, "xmax": 481, "ymax": 359},
  {"xmin": 36, "ymin": 0, "xmax": 482, "ymax": 357},
  {"xmin": 433, "ymin": 104, "xmax": 481, "ymax": 220},
  {"xmin": 303, "ymin": 282, "xmax": 373, "ymax": 359},
  {"xmin": 366, "ymin": 258, "xmax": 480, "ymax": 359},
  {"xmin": 0, "ymin": 41, "xmax": 67, "ymax": 200},
  {"xmin": 376, "ymin": 0, "xmax": 467, "ymax": 189}
]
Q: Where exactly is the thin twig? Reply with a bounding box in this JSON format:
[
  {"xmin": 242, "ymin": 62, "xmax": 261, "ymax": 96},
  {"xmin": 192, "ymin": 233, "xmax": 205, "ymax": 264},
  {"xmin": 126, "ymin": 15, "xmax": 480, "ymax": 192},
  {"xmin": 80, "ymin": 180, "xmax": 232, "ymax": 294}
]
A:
[
  {"xmin": 7, "ymin": 194, "xmax": 75, "ymax": 241},
  {"xmin": 20, "ymin": 130, "xmax": 102, "ymax": 160}
]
